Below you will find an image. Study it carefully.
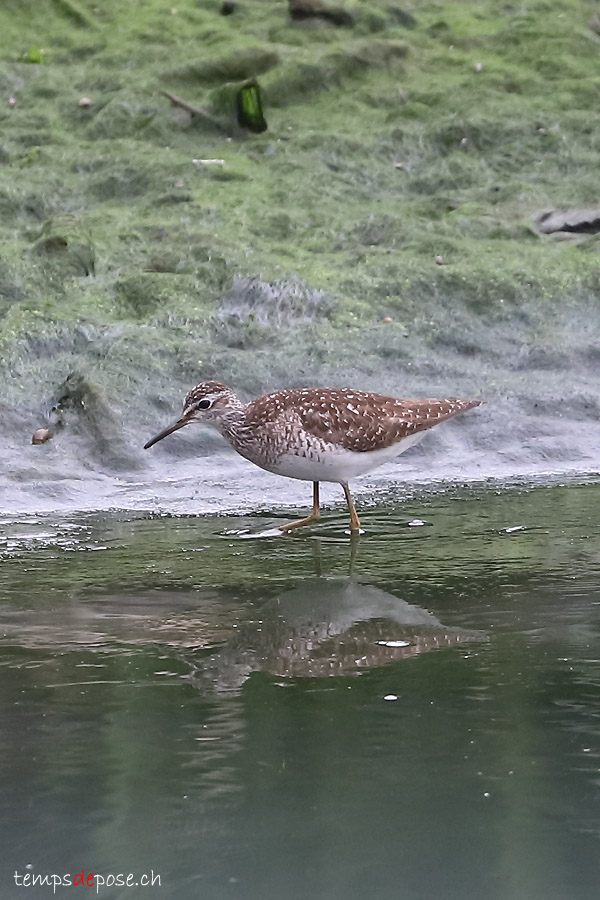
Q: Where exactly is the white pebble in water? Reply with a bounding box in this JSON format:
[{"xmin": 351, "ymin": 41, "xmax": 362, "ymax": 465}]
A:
[
  {"xmin": 376, "ymin": 640, "xmax": 411, "ymax": 648},
  {"xmin": 383, "ymin": 694, "xmax": 398, "ymax": 701}
]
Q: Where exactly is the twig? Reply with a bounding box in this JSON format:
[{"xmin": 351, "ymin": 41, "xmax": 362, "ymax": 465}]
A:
[{"xmin": 160, "ymin": 90, "xmax": 225, "ymax": 131}]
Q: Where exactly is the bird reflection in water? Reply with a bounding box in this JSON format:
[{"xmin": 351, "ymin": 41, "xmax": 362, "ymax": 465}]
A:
[{"xmin": 189, "ymin": 578, "xmax": 487, "ymax": 694}]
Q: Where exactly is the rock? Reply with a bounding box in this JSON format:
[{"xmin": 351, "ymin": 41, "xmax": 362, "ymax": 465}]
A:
[
  {"xmin": 536, "ymin": 208, "xmax": 600, "ymax": 235},
  {"xmin": 589, "ymin": 14, "xmax": 600, "ymax": 36},
  {"xmin": 32, "ymin": 428, "xmax": 52, "ymax": 444},
  {"xmin": 289, "ymin": 0, "xmax": 354, "ymax": 28}
]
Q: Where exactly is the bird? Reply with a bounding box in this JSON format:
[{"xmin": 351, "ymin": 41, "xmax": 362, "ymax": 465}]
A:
[{"xmin": 144, "ymin": 381, "xmax": 481, "ymax": 534}]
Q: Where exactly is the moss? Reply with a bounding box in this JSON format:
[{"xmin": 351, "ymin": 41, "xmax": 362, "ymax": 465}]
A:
[
  {"xmin": 114, "ymin": 273, "xmax": 207, "ymax": 319},
  {"xmin": 265, "ymin": 38, "xmax": 407, "ymax": 106},
  {"xmin": 167, "ymin": 47, "xmax": 280, "ymax": 85}
]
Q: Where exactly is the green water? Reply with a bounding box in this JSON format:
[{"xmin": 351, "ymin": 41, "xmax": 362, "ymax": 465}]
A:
[{"xmin": 1, "ymin": 481, "xmax": 599, "ymax": 899}]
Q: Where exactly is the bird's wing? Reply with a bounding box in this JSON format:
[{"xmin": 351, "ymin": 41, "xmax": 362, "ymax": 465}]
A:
[{"xmin": 298, "ymin": 392, "xmax": 480, "ymax": 453}]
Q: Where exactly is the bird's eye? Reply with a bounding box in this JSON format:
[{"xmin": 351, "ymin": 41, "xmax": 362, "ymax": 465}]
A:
[{"xmin": 197, "ymin": 398, "xmax": 212, "ymax": 410}]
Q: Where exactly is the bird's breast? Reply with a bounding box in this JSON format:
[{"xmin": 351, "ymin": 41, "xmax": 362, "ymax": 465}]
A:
[{"xmin": 233, "ymin": 429, "xmax": 424, "ymax": 483}]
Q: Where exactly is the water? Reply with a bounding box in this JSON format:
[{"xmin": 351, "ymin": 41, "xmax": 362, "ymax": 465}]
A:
[{"xmin": 1, "ymin": 481, "xmax": 599, "ymax": 899}]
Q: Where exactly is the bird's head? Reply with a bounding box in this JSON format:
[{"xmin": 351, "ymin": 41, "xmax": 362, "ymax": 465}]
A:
[{"xmin": 144, "ymin": 381, "xmax": 241, "ymax": 449}]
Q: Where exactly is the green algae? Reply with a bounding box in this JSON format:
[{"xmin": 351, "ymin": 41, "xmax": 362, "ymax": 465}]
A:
[{"xmin": 1, "ymin": 0, "xmax": 600, "ymax": 447}]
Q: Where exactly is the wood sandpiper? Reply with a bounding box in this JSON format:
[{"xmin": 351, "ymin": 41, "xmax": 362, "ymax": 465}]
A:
[{"xmin": 144, "ymin": 381, "xmax": 481, "ymax": 534}]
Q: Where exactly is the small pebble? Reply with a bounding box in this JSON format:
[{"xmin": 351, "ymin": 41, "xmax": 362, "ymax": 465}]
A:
[
  {"xmin": 383, "ymin": 316, "xmax": 392, "ymax": 324},
  {"xmin": 175, "ymin": 179, "xmax": 185, "ymax": 188},
  {"xmin": 435, "ymin": 255, "xmax": 444, "ymax": 265},
  {"xmin": 474, "ymin": 62, "xmax": 483, "ymax": 73},
  {"xmin": 460, "ymin": 136, "xmax": 468, "ymax": 145},
  {"xmin": 383, "ymin": 694, "xmax": 398, "ymax": 701},
  {"xmin": 78, "ymin": 97, "xmax": 91, "ymax": 107},
  {"xmin": 376, "ymin": 641, "xmax": 411, "ymax": 648},
  {"xmin": 32, "ymin": 428, "xmax": 52, "ymax": 445},
  {"xmin": 394, "ymin": 162, "xmax": 405, "ymax": 170},
  {"xmin": 8, "ymin": 97, "xmax": 16, "ymax": 108}
]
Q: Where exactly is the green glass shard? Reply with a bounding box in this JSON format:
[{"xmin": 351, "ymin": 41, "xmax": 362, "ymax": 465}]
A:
[
  {"xmin": 236, "ymin": 81, "xmax": 267, "ymax": 133},
  {"xmin": 19, "ymin": 46, "xmax": 45, "ymax": 64}
]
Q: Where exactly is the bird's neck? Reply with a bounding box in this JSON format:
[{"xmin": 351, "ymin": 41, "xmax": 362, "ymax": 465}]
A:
[{"xmin": 214, "ymin": 400, "xmax": 248, "ymax": 450}]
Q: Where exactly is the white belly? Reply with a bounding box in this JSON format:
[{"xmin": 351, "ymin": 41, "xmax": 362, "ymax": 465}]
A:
[{"xmin": 262, "ymin": 432, "xmax": 425, "ymax": 483}]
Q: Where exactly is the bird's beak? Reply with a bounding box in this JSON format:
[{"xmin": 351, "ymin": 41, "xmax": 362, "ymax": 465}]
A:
[{"xmin": 144, "ymin": 415, "xmax": 191, "ymax": 450}]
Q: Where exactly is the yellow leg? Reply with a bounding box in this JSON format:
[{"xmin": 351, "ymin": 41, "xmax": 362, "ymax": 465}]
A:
[
  {"xmin": 341, "ymin": 482, "xmax": 361, "ymax": 534},
  {"xmin": 280, "ymin": 482, "xmax": 321, "ymax": 533}
]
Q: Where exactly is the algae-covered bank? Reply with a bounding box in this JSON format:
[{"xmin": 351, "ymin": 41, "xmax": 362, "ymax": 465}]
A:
[{"xmin": 1, "ymin": 0, "xmax": 600, "ymax": 512}]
